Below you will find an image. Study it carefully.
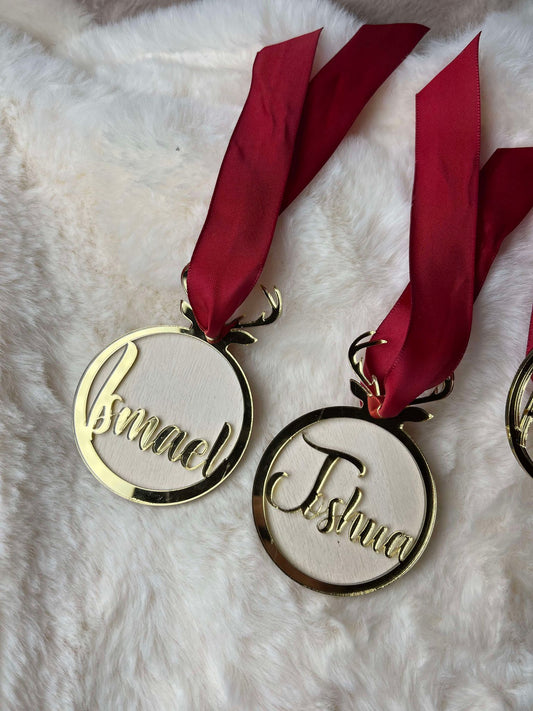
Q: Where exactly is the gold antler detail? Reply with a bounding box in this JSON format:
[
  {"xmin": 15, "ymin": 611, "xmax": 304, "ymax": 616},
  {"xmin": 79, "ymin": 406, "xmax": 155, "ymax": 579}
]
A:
[
  {"xmin": 411, "ymin": 376, "xmax": 454, "ymax": 405},
  {"xmin": 234, "ymin": 286, "xmax": 282, "ymax": 330},
  {"xmin": 178, "ymin": 265, "xmax": 281, "ymax": 346},
  {"xmin": 181, "ymin": 264, "xmax": 190, "ymax": 294},
  {"xmin": 348, "ymin": 331, "xmax": 386, "ymax": 399}
]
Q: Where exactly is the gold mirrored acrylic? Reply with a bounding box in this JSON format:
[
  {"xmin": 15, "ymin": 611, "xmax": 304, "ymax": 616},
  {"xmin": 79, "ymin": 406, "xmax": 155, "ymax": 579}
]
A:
[
  {"xmin": 73, "ymin": 282, "xmax": 281, "ymax": 504},
  {"xmin": 505, "ymin": 348, "xmax": 533, "ymax": 477},
  {"xmin": 253, "ymin": 333, "xmax": 445, "ymax": 595}
]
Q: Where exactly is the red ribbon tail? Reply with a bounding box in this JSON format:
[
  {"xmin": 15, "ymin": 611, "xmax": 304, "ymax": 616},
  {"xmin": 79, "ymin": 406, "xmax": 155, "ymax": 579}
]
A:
[
  {"xmin": 367, "ymin": 35, "xmax": 482, "ymax": 418},
  {"xmin": 188, "ymin": 31, "xmax": 321, "ymax": 340}
]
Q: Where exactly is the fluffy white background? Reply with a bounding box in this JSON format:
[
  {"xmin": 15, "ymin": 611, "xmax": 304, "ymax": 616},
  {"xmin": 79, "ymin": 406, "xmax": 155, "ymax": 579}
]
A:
[{"xmin": 0, "ymin": 0, "xmax": 532, "ymax": 709}]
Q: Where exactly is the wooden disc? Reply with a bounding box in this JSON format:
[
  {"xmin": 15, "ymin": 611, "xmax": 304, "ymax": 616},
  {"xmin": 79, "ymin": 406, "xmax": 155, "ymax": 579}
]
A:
[
  {"xmin": 74, "ymin": 326, "xmax": 252, "ymax": 504},
  {"xmin": 253, "ymin": 407, "xmax": 436, "ymax": 595}
]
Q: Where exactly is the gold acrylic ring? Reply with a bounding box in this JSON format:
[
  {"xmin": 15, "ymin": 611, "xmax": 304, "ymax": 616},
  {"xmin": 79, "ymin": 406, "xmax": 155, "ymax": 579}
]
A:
[
  {"xmin": 73, "ymin": 326, "xmax": 253, "ymax": 505},
  {"xmin": 505, "ymin": 348, "xmax": 533, "ymax": 477},
  {"xmin": 253, "ymin": 405, "xmax": 436, "ymax": 596}
]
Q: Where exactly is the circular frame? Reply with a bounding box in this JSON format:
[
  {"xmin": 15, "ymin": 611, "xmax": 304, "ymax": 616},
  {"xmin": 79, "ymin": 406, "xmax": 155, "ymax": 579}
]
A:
[
  {"xmin": 253, "ymin": 406, "xmax": 436, "ymax": 595},
  {"xmin": 505, "ymin": 348, "xmax": 533, "ymax": 477},
  {"xmin": 74, "ymin": 326, "xmax": 253, "ymax": 505}
]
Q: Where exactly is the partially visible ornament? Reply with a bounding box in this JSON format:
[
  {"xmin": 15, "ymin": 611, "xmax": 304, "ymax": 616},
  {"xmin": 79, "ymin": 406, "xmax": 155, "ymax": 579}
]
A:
[{"xmin": 506, "ymin": 341, "xmax": 533, "ymax": 478}]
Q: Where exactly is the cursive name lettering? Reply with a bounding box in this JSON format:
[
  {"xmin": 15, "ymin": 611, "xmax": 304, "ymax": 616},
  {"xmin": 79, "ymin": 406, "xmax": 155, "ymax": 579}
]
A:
[
  {"xmin": 84, "ymin": 342, "xmax": 232, "ymax": 477},
  {"xmin": 266, "ymin": 434, "xmax": 414, "ymax": 561}
]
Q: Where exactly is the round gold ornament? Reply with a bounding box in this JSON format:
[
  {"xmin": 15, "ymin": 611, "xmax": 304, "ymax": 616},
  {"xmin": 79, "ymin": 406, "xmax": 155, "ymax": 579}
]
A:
[
  {"xmin": 73, "ymin": 287, "xmax": 281, "ymax": 504},
  {"xmin": 74, "ymin": 326, "xmax": 251, "ymax": 504},
  {"xmin": 253, "ymin": 334, "xmax": 442, "ymax": 595},
  {"xmin": 505, "ymin": 348, "xmax": 533, "ymax": 477}
]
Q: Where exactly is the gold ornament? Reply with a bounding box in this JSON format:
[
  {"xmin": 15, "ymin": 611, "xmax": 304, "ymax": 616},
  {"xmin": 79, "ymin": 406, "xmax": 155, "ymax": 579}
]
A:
[
  {"xmin": 506, "ymin": 348, "xmax": 533, "ymax": 477},
  {"xmin": 73, "ymin": 276, "xmax": 281, "ymax": 504},
  {"xmin": 253, "ymin": 333, "xmax": 452, "ymax": 595}
]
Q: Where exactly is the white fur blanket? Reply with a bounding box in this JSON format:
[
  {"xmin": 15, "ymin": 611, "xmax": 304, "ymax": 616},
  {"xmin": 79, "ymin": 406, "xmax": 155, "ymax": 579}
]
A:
[{"xmin": 0, "ymin": 1, "xmax": 532, "ymax": 709}]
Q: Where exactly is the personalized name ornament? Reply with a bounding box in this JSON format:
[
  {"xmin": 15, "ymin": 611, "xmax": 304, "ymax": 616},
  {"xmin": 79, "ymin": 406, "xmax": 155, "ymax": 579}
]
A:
[
  {"xmin": 73, "ymin": 291, "xmax": 258, "ymax": 505},
  {"xmin": 74, "ymin": 25, "xmax": 429, "ymax": 504},
  {"xmin": 253, "ymin": 334, "xmax": 445, "ymax": 595},
  {"xmin": 253, "ymin": 36, "xmax": 533, "ymax": 593},
  {"xmin": 506, "ymin": 307, "xmax": 533, "ymax": 477}
]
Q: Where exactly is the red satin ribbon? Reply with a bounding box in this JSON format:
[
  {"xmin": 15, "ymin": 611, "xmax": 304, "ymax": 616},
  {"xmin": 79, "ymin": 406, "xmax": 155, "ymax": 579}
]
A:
[
  {"xmin": 526, "ymin": 309, "xmax": 533, "ymax": 355},
  {"xmin": 365, "ymin": 36, "xmax": 533, "ymax": 418},
  {"xmin": 187, "ymin": 24, "xmax": 428, "ymax": 341}
]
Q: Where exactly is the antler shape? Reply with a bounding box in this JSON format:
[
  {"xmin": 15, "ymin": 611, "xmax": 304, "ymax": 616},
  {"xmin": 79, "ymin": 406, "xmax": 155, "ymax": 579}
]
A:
[
  {"xmin": 348, "ymin": 331, "xmax": 452, "ymax": 420},
  {"xmin": 178, "ymin": 268, "xmax": 281, "ymax": 346},
  {"xmin": 348, "ymin": 331, "xmax": 387, "ymax": 400},
  {"xmin": 411, "ymin": 376, "xmax": 454, "ymax": 405},
  {"xmin": 181, "ymin": 264, "xmax": 189, "ymax": 294},
  {"xmin": 234, "ymin": 286, "xmax": 282, "ymax": 330}
]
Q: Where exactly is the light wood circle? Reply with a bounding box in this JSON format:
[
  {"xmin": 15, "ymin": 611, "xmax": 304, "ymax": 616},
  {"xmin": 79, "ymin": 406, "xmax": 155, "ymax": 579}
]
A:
[{"xmin": 253, "ymin": 407, "xmax": 435, "ymax": 595}]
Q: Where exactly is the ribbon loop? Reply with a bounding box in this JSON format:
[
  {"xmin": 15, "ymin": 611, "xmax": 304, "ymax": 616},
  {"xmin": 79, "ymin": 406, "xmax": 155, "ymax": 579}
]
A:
[
  {"xmin": 188, "ymin": 24, "xmax": 429, "ymax": 341},
  {"xmin": 365, "ymin": 37, "xmax": 533, "ymax": 418},
  {"xmin": 187, "ymin": 30, "xmax": 321, "ymax": 340}
]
